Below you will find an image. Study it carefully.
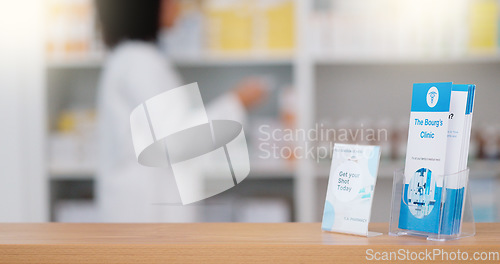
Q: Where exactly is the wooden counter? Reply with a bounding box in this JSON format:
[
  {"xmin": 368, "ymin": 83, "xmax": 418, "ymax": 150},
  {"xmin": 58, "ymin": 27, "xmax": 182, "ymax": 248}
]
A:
[{"xmin": 0, "ymin": 223, "xmax": 498, "ymax": 263}]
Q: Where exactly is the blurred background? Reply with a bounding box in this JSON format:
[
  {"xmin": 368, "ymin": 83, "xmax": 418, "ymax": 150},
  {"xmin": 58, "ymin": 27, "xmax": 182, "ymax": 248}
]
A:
[{"xmin": 1, "ymin": 0, "xmax": 500, "ymax": 223}]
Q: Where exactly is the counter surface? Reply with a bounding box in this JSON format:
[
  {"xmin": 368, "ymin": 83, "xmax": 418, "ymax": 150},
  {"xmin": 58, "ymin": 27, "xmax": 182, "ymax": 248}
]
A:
[{"xmin": 0, "ymin": 223, "xmax": 498, "ymax": 263}]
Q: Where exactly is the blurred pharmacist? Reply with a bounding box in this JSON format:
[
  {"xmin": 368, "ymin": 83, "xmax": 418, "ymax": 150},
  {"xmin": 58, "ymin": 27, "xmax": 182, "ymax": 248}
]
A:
[{"xmin": 95, "ymin": 0, "xmax": 266, "ymax": 222}]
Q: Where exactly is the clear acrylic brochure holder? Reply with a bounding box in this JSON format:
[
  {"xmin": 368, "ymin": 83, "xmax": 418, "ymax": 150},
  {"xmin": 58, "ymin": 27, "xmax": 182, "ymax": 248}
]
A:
[{"xmin": 389, "ymin": 168, "xmax": 475, "ymax": 241}]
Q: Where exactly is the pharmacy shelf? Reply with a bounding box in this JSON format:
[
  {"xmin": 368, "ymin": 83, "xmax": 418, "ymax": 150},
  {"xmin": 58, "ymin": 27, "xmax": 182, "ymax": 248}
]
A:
[
  {"xmin": 47, "ymin": 53, "xmax": 294, "ymax": 69},
  {"xmin": 314, "ymin": 54, "xmax": 500, "ymax": 65},
  {"xmin": 315, "ymin": 160, "xmax": 500, "ymax": 179},
  {"xmin": 47, "ymin": 53, "xmax": 500, "ymax": 68},
  {"xmin": 46, "ymin": 55, "xmax": 104, "ymax": 69},
  {"xmin": 50, "ymin": 159, "xmax": 500, "ymax": 181},
  {"xmin": 198, "ymin": 160, "xmax": 295, "ymax": 180},
  {"xmin": 247, "ymin": 160, "xmax": 295, "ymax": 179},
  {"xmin": 49, "ymin": 159, "xmax": 294, "ymax": 181},
  {"xmin": 467, "ymin": 160, "xmax": 500, "ymax": 179},
  {"xmin": 49, "ymin": 164, "xmax": 96, "ymax": 180},
  {"xmin": 43, "ymin": 0, "xmax": 500, "ymax": 224},
  {"xmin": 172, "ymin": 53, "xmax": 294, "ymax": 67}
]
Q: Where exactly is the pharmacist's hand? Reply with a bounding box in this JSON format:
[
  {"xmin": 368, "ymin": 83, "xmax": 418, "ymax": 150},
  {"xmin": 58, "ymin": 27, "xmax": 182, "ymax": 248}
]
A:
[{"xmin": 234, "ymin": 78, "xmax": 269, "ymax": 110}]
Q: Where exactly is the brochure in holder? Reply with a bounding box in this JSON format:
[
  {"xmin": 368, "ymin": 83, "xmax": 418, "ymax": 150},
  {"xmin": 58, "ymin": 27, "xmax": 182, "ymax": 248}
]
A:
[
  {"xmin": 321, "ymin": 144, "xmax": 382, "ymax": 237},
  {"xmin": 389, "ymin": 168, "xmax": 475, "ymax": 241}
]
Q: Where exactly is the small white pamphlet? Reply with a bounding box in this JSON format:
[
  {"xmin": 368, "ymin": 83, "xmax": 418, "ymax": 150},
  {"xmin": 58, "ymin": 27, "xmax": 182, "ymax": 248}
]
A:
[{"xmin": 322, "ymin": 143, "xmax": 381, "ymax": 236}]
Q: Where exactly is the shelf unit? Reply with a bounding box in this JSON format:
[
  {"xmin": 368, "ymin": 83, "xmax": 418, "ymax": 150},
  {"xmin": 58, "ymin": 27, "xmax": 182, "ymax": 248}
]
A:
[
  {"xmin": 45, "ymin": 47, "xmax": 297, "ymax": 221},
  {"xmin": 49, "ymin": 159, "xmax": 295, "ymax": 181},
  {"xmin": 314, "ymin": 54, "xmax": 500, "ymax": 65},
  {"xmin": 47, "ymin": 53, "xmax": 500, "ymax": 68},
  {"xmin": 45, "ymin": 0, "xmax": 500, "ymax": 223},
  {"xmin": 47, "ymin": 54, "xmax": 294, "ymax": 69}
]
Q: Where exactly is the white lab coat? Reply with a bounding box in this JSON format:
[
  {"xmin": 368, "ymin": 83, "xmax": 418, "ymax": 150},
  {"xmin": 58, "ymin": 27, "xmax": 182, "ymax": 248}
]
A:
[{"xmin": 96, "ymin": 41, "xmax": 246, "ymax": 222}]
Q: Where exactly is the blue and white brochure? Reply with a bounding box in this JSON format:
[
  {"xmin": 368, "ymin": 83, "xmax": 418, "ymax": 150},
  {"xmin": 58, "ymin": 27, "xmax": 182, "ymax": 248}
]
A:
[
  {"xmin": 322, "ymin": 143, "xmax": 381, "ymax": 236},
  {"xmin": 398, "ymin": 82, "xmax": 452, "ymax": 234},
  {"xmin": 441, "ymin": 84, "xmax": 475, "ymax": 235}
]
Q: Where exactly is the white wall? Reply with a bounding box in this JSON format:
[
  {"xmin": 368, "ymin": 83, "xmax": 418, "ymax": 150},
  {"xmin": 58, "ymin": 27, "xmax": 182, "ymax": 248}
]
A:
[{"xmin": 0, "ymin": 0, "xmax": 47, "ymax": 221}]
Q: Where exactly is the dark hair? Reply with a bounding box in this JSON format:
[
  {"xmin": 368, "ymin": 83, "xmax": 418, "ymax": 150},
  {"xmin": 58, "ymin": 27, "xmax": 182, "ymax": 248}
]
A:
[{"xmin": 95, "ymin": 0, "xmax": 161, "ymax": 48}]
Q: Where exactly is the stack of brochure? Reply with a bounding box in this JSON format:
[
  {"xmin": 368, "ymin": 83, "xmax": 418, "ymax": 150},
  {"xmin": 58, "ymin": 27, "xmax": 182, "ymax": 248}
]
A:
[{"xmin": 398, "ymin": 82, "xmax": 476, "ymax": 235}]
